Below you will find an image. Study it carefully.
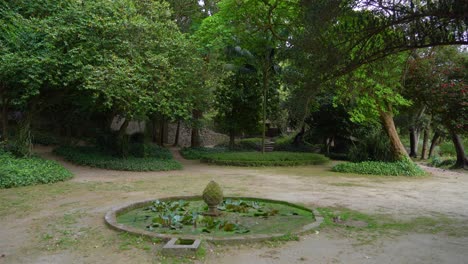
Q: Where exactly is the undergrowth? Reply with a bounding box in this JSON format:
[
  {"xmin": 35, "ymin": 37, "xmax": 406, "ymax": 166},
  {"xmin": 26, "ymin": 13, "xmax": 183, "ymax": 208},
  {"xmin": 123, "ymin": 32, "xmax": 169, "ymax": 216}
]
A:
[
  {"xmin": 0, "ymin": 150, "xmax": 73, "ymax": 188},
  {"xmin": 54, "ymin": 145, "xmax": 182, "ymax": 171},
  {"xmin": 332, "ymin": 160, "xmax": 426, "ymax": 176},
  {"xmin": 180, "ymin": 147, "xmax": 228, "ymax": 160},
  {"xmin": 201, "ymin": 152, "xmax": 329, "ymax": 167}
]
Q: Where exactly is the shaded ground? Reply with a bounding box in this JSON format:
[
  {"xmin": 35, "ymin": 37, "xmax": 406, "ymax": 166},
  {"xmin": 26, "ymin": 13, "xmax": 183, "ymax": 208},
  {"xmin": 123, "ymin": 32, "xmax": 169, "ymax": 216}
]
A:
[{"xmin": 0, "ymin": 146, "xmax": 467, "ymax": 263}]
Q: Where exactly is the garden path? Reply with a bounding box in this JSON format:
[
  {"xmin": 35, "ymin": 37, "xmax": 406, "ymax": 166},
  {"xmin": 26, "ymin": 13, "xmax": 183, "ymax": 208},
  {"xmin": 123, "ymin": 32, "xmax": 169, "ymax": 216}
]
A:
[{"xmin": 0, "ymin": 146, "xmax": 467, "ymax": 263}]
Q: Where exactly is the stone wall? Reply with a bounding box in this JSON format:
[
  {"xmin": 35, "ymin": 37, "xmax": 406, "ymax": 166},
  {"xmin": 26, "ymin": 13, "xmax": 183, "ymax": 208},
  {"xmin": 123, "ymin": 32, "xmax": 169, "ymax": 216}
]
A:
[{"xmin": 167, "ymin": 122, "xmax": 228, "ymax": 147}]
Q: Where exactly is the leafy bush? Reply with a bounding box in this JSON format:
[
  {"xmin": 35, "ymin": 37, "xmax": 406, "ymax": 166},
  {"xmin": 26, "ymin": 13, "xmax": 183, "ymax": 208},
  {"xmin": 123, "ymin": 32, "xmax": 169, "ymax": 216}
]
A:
[
  {"xmin": 129, "ymin": 143, "xmax": 172, "ymax": 159},
  {"xmin": 332, "ymin": 160, "xmax": 426, "ymax": 176},
  {"xmin": 0, "ymin": 151, "xmax": 73, "ymax": 188},
  {"xmin": 274, "ymin": 135, "xmax": 318, "ymax": 152},
  {"xmin": 429, "ymin": 157, "xmax": 456, "ymax": 168},
  {"xmin": 347, "ymin": 128, "xmax": 394, "ymax": 162},
  {"xmin": 238, "ymin": 138, "xmax": 263, "ymax": 150},
  {"xmin": 438, "ymin": 142, "xmax": 457, "ymax": 157},
  {"xmin": 180, "ymin": 147, "xmax": 228, "ymax": 160},
  {"xmin": 201, "ymin": 151, "xmax": 329, "ymax": 167},
  {"xmin": 54, "ymin": 145, "xmax": 182, "ymax": 171}
]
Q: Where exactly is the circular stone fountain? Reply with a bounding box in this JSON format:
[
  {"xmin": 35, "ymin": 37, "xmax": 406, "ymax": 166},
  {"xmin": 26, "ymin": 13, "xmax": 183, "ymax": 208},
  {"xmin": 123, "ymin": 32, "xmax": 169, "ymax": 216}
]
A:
[{"xmin": 105, "ymin": 196, "xmax": 323, "ymax": 243}]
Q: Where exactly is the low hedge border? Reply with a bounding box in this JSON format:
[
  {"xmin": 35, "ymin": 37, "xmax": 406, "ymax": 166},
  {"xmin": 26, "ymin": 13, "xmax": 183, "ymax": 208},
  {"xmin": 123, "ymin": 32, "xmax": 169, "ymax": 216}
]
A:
[
  {"xmin": 200, "ymin": 152, "xmax": 329, "ymax": 167},
  {"xmin": 179, "ymin": 147, "xmax": 228, "ymax": 160},
  {"xmin": 332, "ymin": 160, "xmax": 426, "ymax": 176},
  {"xmin": 54, "ymin": 146, "xmax": 182, "ymax": 172}
]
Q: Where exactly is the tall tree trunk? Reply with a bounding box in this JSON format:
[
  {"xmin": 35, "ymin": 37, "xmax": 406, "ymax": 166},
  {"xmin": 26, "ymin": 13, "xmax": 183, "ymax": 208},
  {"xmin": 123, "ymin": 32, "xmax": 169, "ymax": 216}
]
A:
[
  {"xmin": 408, "ymin": 106, "xmax": 426, "ymax": 158},
  {"xmin": 420, "ymin": 126, "xmax": 430, "ymax": 160},
  {"xmin": 261, "ymin": 64, "xmax": 269, "ymax": 154},
  {"xmin": 1, "ymin": 97, "xmax": 8, "ymax": 141},
  {"xmin": 293, "ymin": 125, "xmax": 305, "ymax": 147},
  {"xmin": 228, "ymin": 129, "xmax": 236, "ymax": 149},
  {"xmin": 191, "ymin": 110, "xmax": 202, "ymax": 148},
  {"xmin": 159, "ymin": 117, "xmax": 165, "ymax": 146},
  {"xmin": 173, "ymin": 120, "xmax": 181, "ymax": 147},
  {"xmin": 409, "ymin": 127, "xmax": 418, "ymax": 157},
  {"xmin": 428, "ymin": 131, "xmax": 441, "ymax": 158},
  {"xmin": 451, "ymin": 133, "xmax": 468, "ymax": 169},
  {"xmin": 379, "ymin": 110, "xmax": 409, "ymax": 161},
  {"xmin": 151, "ymin": 117, "xmax": 158, "ymax": 143},
  {"xmin": 117, "ymin": 119, "xmax": 129, "ymax": 158},
  {"xmin": 16, "ymin": 114, "xmax": 33, "ymax": 157}
]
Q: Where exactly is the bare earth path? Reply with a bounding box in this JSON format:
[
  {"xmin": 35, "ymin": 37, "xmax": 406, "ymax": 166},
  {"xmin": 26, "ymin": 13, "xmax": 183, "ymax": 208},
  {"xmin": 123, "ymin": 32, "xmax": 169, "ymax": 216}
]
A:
[{"xmin": 0, "ymin": 146, "xmax": 467, "ymax": 263}]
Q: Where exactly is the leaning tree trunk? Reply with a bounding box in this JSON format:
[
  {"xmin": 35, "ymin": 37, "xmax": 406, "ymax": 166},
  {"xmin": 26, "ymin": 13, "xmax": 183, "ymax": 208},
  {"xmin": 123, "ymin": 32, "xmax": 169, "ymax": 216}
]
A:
[
  {"xmin": 451, "ymin": 133, "xmax": 468, "ymax": 169},
  {"xmin": 191, "ymin": 110, "xmax": 202, "ymax": 148},
  {"xmin": 428, "ymin": 131, "xmax": 441, "ymax": 158},
  {"xmin": 379, "ymin": 110, "xmax": 409, "ymax": 161}
]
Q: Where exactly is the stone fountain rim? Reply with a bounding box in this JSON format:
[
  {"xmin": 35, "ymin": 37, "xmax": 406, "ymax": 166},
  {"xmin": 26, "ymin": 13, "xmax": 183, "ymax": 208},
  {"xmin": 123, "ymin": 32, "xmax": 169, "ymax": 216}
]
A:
[{"xmin": 104, "ymin": 195, "xmax": 323, "ymax": 244}]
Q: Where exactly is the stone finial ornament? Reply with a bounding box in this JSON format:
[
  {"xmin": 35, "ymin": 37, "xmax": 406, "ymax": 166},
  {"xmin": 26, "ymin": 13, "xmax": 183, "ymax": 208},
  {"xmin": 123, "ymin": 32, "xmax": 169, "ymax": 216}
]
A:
[{"xmin": 202, "ymin": 180, "xmax": 223, "ymax": 216}]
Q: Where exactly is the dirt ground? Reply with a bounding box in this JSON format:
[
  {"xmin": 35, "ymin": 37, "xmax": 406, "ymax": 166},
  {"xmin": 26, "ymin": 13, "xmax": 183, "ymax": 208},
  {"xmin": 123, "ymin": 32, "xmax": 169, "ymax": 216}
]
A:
[{"xmin": 0, "ymin": 146, "xmax": 467, "ymax": 264}]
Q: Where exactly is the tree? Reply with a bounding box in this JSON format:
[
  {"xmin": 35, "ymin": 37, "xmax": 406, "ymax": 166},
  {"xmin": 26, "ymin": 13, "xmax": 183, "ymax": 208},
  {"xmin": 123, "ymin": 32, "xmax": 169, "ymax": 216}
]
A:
[
  {"xmin": 0, "ymin": 4, "xmax": 54, "ymax": 154},
  {"xmin": 334, "ymin": 54, "xmax": 412, "ymax": 161},
  {"xmin": 1, "ymin": 0, "xmax": 206, "ymax": 155},
  {"xmin": 195, "ymin": 0, "xmax": 299, "ymax": 152},
  {"xmin": 214, "ymin": 47, "xmax": 262, "ymax": 148},
  {"xmin": 298, "ymin": 0, "xmax": 468, "ymax": 80},
  {"xmin": 405, "ymin": 46, "xmax": 467, "ymax": 168}
]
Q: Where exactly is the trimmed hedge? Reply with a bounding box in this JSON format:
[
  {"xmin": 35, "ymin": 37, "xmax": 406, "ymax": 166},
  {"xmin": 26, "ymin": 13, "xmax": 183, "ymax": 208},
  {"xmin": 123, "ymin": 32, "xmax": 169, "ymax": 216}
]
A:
[
  {"xmin": 0, "ymin": 151, "xmax": 73, "ymax": 188},
  {"xmin": 180, "ymin": 147, "xmax": 228, "ymax": 160},
  {"xmin": 201, "ymin": 151, "xmax": 330, "ymax": 167},
  {"xmin": 332, "ymin": 161, "xmax": 426, "ymax": 176},
  {"xmin": 54, "ymin": 145, "xmax": 182, "ymax": 171}
]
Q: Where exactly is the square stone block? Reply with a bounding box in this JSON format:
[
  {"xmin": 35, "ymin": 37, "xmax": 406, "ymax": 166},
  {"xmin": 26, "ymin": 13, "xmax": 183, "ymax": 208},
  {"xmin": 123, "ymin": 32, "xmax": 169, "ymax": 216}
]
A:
[{"xmin": 161, "ymin": 238, "xmax": 201, "ymax": 257}]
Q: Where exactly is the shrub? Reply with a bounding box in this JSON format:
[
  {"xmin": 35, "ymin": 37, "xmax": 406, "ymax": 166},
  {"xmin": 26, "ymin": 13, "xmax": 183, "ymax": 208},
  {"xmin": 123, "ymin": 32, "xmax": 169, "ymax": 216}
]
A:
[
  {"xmin": 129, "ymin": 143, "xmax": 172, "ymax": 159},
  {"xmin": 274, "ymin": 135, "xmax": 318, "ymax": 152},
  {"xmin": 180, "ymin": 147, "xmax": 228, "ymax": 160},
  {"xmin": 238, "ymin": 138, "xmax": 263, "ymax": 150},
  {"xmin": 0, "ymin": 151, "xmax": 73, "ymax": 188},
  {"xmin": 347, "ymin": 128, "xmax": 394, "ymax": 162},
  {"xmin": 438, "ymin": 142, "xmax": 457, "ymax": 157},
  {"xmin": 201, "ymin": 151, "xmax": 329, "ymax": 167},
  {"xmin": 429, "ymin": 157, "xmax": 456, "ymax": 168},
  {"xmin": 332, "ymin": 160, "xmax": 426, "ymax": 176},
  {"xmin": 54, "ymin": 145, "xmax": 182, "ymax": 171}
]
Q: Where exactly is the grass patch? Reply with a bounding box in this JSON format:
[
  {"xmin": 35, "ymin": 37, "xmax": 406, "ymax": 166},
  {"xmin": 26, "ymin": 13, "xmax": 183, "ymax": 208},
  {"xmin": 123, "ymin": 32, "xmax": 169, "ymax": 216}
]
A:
[
  {"xmin": 180, "ymin": 147, "xmax": 228, "ymax": 160},
  {"xmin": 201, "ymin": 151, "xmax": 330, "ymax": 167},
  {"xmin": 54, "ymin": 145, "xmax": 182, "ymax": 171},
  {"xmin": 332, "ymin": 160, "xmax": 426, "ymax": 176},
  {"xmin": 317, "ymin": 207, "xmax": 468, "ymax": 244},
  {"xmin": 0, "ymin": 150, "xmax": 73, "ymax": 188}
]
